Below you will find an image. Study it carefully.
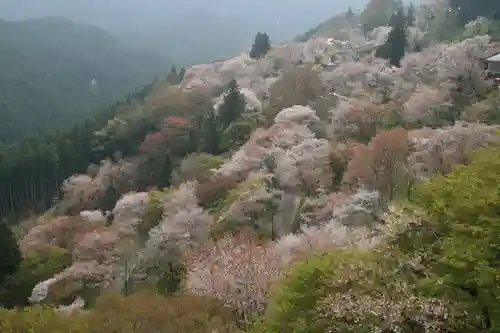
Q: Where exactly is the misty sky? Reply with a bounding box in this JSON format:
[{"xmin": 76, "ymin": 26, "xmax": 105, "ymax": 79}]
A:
[
  {"xmin": 1, "ymin": 0, "xmax": 369, "ymax": 38},
  {"xmin": 1, "ymin": 0, "xmax": 417, "ymax": 64}
]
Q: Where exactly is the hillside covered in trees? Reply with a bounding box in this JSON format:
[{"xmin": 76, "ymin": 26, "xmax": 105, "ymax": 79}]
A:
[
  {"xmin": 0, "ymin": 17, "xmax": 169, "ymax": 144},
  {"xmin": 3, "ymin": 0, "xmax": 500, "ymax": 332}
]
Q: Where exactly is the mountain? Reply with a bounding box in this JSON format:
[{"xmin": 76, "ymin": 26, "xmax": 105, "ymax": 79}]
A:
[
  {"xmin": 0, "ymin": 17, "xmax": 169, "ymax": 143},
  {"xmin": 1, "ymin": 0, "xmax": 373, "ymax": 65},
  {"xmin": 295, "ymin": 0, "xmax": 422, "ymax": 41},
  {"xmin": 2, "ymin": 0, "xmax": 500, "ymax": 329}
]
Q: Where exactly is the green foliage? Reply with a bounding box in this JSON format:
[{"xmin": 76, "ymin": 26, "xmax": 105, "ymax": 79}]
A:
[
  {"xmin": 166, "ymin": 65, "xmax": 183, "ymax": 85},
  {"xmin": 209, "ymin": 176, "xmax": 272, "ymax": 240},
  {"xmin": 0, "ymin": 292, "xmax": 239, "ymax": 333},
  {"xmin": 0, "ymin": 305, "xmax": 82, "ymax": 333},
  {"xmin": 84, "ymin": 291, "xmax": 239, "ymax": 333},
  {"xmin": 0, "ymin": 223, "xmax": 21, "ymax": 286},
  {"xmin": 172, "ymin": 153, "xmax": 225, "ymax": 184},
  {"xmin": 260, "ymin": 247, "xmax": 462, "ymax": 333},
  {"xmin": 249, "ymin": 32, "xmax": 271, "ymax": 59},
  {"xmin": 397, "ymin": 146, "xmax": 500, "ymax": 331},
  {"xmin": 202, "ymin": 110, "xmax": 223, "ymax": 155},
  {"xmin": 218, "ymin": 80, "xmax": 247, "ymax": 129},
  {"xmin": 406, "ymin": 2, "xmax": 416, "ymax": 26},
  {"xmin": 155, "ymin": 262, "xmax": 186, "ymax": 295},
  {"xmin": 179, "ymin": 67, "xmax": 186, "ymax": 81},
  {"xmin": 259, "ymin": 250, "xmax": 375, "ymax": 333},
  {"xmin": 213, "ymin": 177, "xmax": 266, "ymax": 219},
  {"xmin": 137, "ymin": 189, "xmax": 168, "ymax": 242},
  {"xmin": 0, "ymin": 17, "xmax": 167, "ymax": 144},
  {"xmin": 219, "ymin": 118, "xmax": 258, "ymax": 152},
  {"xmin": 375, "ymin": 5, "xmax": 407, "ymax": 67},
  {"xmin": 346, "ymin": 7, "xmax": 355, "ymax": 21},
  {"xmin": 295, "ymin": 13, "xmax": 358, "ymax": 41},
  {"xmin": 0, "ymin": 101, "xmax": 120, "ymax": 219},
  {"xmin": 0, "ymin": 245, "xmax": 72, "ymax": 308},
  {"xmin": 463, "ymin": 90, "xmax": 500, "ymax": 124},
  {"xmin": 259, "ymin": 254, "xmax": 334, "ymax": 332},
  {"xmin": 360, "ymin": 0, "xmax": 397, "ymax": 34}
]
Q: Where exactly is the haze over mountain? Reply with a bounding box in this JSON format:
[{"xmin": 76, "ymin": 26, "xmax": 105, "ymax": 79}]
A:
[
  {"xmin": 4, "ymin": 0, "xmax": 500, "ymax": 330},
  {"xmin": 0, "ymin": 17, "xmax": 169, "ymax": 143},
  {"xmin": 2, "ymin": 0, "xmax": 374, "ymax": 65}
]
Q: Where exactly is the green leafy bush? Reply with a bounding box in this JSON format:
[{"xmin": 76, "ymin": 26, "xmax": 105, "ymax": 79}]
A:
[
  {"xmin": 400, "ymin": 146, "xmax": 500, "ymax": 331},
  {"xmin": 0, "ymin": 245, "xmax": 72, "ymax": 308}
]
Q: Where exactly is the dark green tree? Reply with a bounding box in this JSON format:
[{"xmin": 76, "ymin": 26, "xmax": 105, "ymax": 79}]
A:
[
  {"xmin": 406, "ymin": 2, "xmax": 416, "ymax": 26},
  {"xmin": 179, "ymin": 67, "xmax": 186, "ymax": 81},
  {"xmin": 0, "ymin": 222, "xmax": 21, "ymax": 286},
  {"xmin": 249, "ymin": 32, "xmax": 271, "ymax": 59},
  {"xmin": 360, "ymin": 0, "xmax": 398, "ymax": 34},
  {"xmin": 219, "ymin": 118, "xmax": 257, "ymax": 152},
  {"xmin": 392, "ymin": 147, "xmax": 500, "ymax": 331},
  {"xmin": 202, "ymin": 110, "xmax": 222, "ymax": 155},
  {"xmin": 157, "ymin": 152, "xmax": 173, "ymax": 188},
  {"xmin": 217, "ymin": 80, "xmax": 246, "ymax": 129},
  {"xmin": 346, "ymin": 7, "xmax": 355, "ymax": 21},
  {"xmin": 376, "ymin": 5, "xmax": 407, "ymax": 67},
  {"xmin": 166, "ymin": 65, "xmax": 180, "ymax": 84},
  {"xmin": 0, "ymin": 246, "xmax": 71, "ymax": 308}
]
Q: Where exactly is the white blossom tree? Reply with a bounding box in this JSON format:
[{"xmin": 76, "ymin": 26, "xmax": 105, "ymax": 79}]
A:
[{"xmin": 184, "ymin": 233, "xmax": 283, "ymax": 325}]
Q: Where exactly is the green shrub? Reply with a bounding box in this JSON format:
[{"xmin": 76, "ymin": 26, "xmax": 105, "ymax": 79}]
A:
[
  {"xmin": 0, "ymin": 245, "xmax": 72, "ymax": 308},
  {"xmin": 258, "ymin": 250, "xmax": 358, "ymax": 333},
  {"xmin": 259, "ymin": 248, "xmax": 454, "ymax": 333},
  {"xmin": 172, "ymin": 153, "xmax": 225, "ymax": 184},
  {"xmin": 0, "ymin": 305, "xmax": 82, "ymax": 333},
  {"xmin": 137, "ymin": 189, "xmax": 168, "ymax": 242},
  {"xmin": 219, "ymin": 119, "xmax": 257, "ymax": 152}
]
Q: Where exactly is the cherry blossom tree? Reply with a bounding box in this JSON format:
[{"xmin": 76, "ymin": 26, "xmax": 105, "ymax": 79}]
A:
[
  {"xmin": 184, "ymin": 232, "xmax": 283, "ymax": 325},
  {"xmin": 408, "ymin": 122, "xmax": 500, "ymax": 177},
  {"xmin": 328, "ymin": 97, "xmax": 386, "ymax": 143},
  {"xmin": 402, "ymin": 85, "xmax": 453, "ymax": 126},
  {"xmin": 265, "ymin": 66, "xmax": 324, "ymax": 121},
  {"xmin": 20, "ymin": 216, "xmax": 104, "ymax": 254},
  {"xmin": 321, "ymin": 59, "xmax": 397, "ymax": 99},
  {"xmin": 398, "ymin": 35, "xmax": 490, "ymax": 94},
  {"xmin": 345, "ymin": 128, "xmax": 411, "ymax": 199},
  {"xmin": 126, "ymin": 182, "xmax": 213, "ymax": 285}
]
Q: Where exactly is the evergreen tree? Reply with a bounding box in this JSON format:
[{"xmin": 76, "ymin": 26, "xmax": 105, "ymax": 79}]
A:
[
  {"xmin": 376, "ymin": 5, "xmax": 407, "ymax": 67},
  {"xmin": 494, "ymin": 9, "xmax": 500, "ymax": 21},
  {"xmin": 0, "ymin": 222, "xmax": 21, "ymax": 286},
  {"xmin": 166, "ymin": 65, "xmax": 180, "ymax": 84},
  {"xmin": 169, "ymin": 65, "xmax": 177, "ymax": 77},
  {"xmin": 346, "ymin": 7, "xmax": 355, "ymax": 21},
  {"xmin": 406, "ymin": 2, "xmax": 416, "ymax": 26},
  {"xmin": 203, "ymin": 110, "xmax": 222, "ymax": 155},
  {"xmin": 179, "ymin": 67, "xmax": 186, "ymax": 81},
  {"xmin": 157, "ymin": 152, "xmax": 173, "ymax": 188},
  {"xmin": 217, "ymin": 80, "xmax": 246, "ymax": 129},
  {"xmin": 249, "ymin": 32, "xmax": 271, "ymax": 59},
  {"xmin": 360, "ymin": 0, "xmax": 398, "ymax": 34}
]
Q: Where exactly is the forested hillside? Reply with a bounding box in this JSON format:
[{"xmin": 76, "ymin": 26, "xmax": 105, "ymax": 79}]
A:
[
  {"xmin": 3, "ymin": 0, "xmax": 500, "ymax": 332},
  {"xmin": 0, "ymin": 17, "xmax": 168, "ymax": 143}
]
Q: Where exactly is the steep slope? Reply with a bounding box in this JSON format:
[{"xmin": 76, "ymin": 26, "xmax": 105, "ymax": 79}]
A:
[
  {"xmin": 3, "ymin": 4, "xmax": 500, "ymax": 329},
  {"xmin": 295, "ymin": 0, "xmax": 421, "ymax": 41},
  {"xmin": 0, "ymin": 17, "xmax": 168, "ymax": 143},
  {"xmin": 295, "ymin": 13, "xmax": 360, "ymax": 41}
]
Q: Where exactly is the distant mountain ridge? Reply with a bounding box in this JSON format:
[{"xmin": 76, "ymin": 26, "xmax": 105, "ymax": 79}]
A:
[
  {"xmin": 0, "ymin": 17, "xmax": 169, "ymax": 143},
  {"xmin": 1, "ymin": 0, "xmax": 373, "ymax": 65}
]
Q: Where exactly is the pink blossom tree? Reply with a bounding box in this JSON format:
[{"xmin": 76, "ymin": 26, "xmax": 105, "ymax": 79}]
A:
[{"xmin": 184, "ymin": 232, "xmax": 283, "ymax": 325}]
